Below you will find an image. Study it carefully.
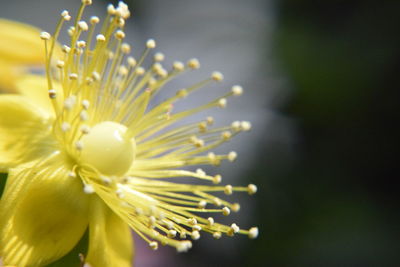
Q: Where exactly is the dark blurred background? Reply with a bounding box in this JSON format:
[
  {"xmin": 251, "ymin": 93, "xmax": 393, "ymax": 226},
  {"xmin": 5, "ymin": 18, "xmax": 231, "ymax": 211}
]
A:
[{"xmin": 1, "ymin": 0, "xmax": 400, "ymax": 266}]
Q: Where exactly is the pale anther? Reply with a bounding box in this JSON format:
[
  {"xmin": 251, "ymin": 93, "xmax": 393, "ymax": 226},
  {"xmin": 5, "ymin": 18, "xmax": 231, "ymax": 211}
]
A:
[
  {"xmin": 222, "ymin": 207, "xmax": 231, "ymax": 216},
  {"xmin": 173, "ymin": 61, "xmax": 185, "ymax": 71},
  {"xmin": 213, "ymin": 232, "xmax": 222, "ymax": 239},
  {"xmin": 80, "ymin": 111, "xmax": 88, "ymax": 121},
  {"xmin": 232, "ymin": 85, "xmax": 243, "ymax": 96},
  {"xmin": 207, "ymin": 217, "xmax": 215, "ymax": 226},
  {"xmin": 154, "ymin": 52, "xmax": 164, "ymax": 62},
  {"xmin": 78, "ymin": 21, "xmax": 89, "ymax": 31},
  {"xmin": 82, "ymin": 100, "xmax": 90, "ymax": 110},
  {"xmin": 121, "ymin": 43, "xmax": 131, "ymax": 53},
  {"xmin": 80, "ymin": 125, "xmax": 90, "ymax": 134},
  {"xmin": 241, "ymin": 121, "xmax": 252, "ymax": 131},
  {"xmin": 48, "ymin": 89, "xmax": 56, "ymax": 99},
  {"xmin": 40, "ymin": 32, "xmax": 51, "ymax": 40},
  {"xmin": 81, "ymin": 0, "xmax": 92, "ymax": 5},
  {"xmin": 248, "ymin": 227, "xmax": 259, "ymax": 239},
  {"xmin": 213, "ymin": 174, "xmax": 222, "ymax": 184},
  {"xmin": 115, "ymin": 30, "xmax": 125, "ymax": 40},
  {"xmin": 61, "ymin": 122, "xmax": 71, "ymax": 132},
  {"xmin": 168, "ymin": 230, "xmax": 177, "ymax": 238},
  {"xmin": 191, "ymin": 230, "xmax": 200, "ymax": 240},
  {"xmin": 75, "ymin": 141, "xmax": 84, "ymax": 150},
  {"xmin": 248, "ymin": 184, "xmax": 257, "ymax": 195},
  {"xmin": 146, "ymin": 39, "xmax": 156, "ymax": 49},
  {"xmin": 69, "ymin": 73, "xmax": 78, "ymax": 80},
  {"xmin": 83, "ymin": 184, "xmax": 95, "ymax": 194},
  {"xmin": 90, "ymin": 16, "xmax": 100, "ymax": 24},
  {"xmin": 149, "ymin": 241, "xmax": 158, "ymax": 250},
  {"xmin": 127, "ymin": 57, "xmax": 136, "ymax": 66},
  {"xmin": 56, "ymin": 60, "xmax": 65, "ymax": 68},
  {"xmin": 188, "ymin": 58, "xmax": 200, "ymax": 69},
  {"xmin": 232, "ymin": 203, "xmax": 241, "ymax": 212},
  {"xmin": 224, "ymin": 185, "xmax": 233, "ymax": 195},
  {"xmin": 198, "ymin": 200, "xmax": 207, "ymax": 209},
  {"xmin": 96, "ymin": 34, "xmax": 106, "ymax": 42},
  {"xmin": 228, "ymin": 151, "xmax": 237, "ymax": 162},
  {"xmin": 211, "ymin": 71, "xmax": 224, "ymax": 81},
  {"xmin": 218, "ymin": 98, "xmax": 227, "ymax": 108}
]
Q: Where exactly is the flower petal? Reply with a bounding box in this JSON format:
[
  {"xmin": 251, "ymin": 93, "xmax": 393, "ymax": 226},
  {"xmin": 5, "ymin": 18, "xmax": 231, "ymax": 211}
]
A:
[
  {"xmin": 0, "ymin": 94, "xmax": 54, "ymax": 172},
  {"xmin": 15, "ymin": 74, "xmax": 62, "ymax": 116},
  {"xmin": 86, "ymin": 198, "xmax": 133, "ymax": 267},
  {"xmin": 0, "ymin": 153, "xmax": 90, "ymax": 266},
  {"xmin": 0, "ymin": 19, "xmax": 45, "ymax": 65}
]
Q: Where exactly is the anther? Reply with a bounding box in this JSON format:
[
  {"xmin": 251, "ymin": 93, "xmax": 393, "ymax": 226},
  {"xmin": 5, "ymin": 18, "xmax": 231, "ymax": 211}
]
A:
[
  {"xmin": 92, "ymin": 71, "xmax": 101, "ymax": 81},
  {"xmin": 206, "ymin": 116, "xmax": 214, "ymax": 125},
  {"xmin": 187, "ymin": 58, "xmax": 200, "ymax": 69},
  {"xmin": 96, "ymin": 34, "xmax": 106, "ymax": 42},
  {"xmin": 90, "ymin": 16, "xmax": 100, "ymax": 24},
  {"xmin": 248, "ymin": 184, "xmax": 257, "ymax": 195},
  {"xmin": 68, "ymin": 26, "xmax": 75, "ymax": 36},
  {"xmin": 81, "ymin": 0, "xmax": 92, "ymax": 5},
  {"xmin": 213, "ymin": 232, "xmax": 222, "ymax": 239},
  {"xmin": 207, "ymin": 217, "xmax": 214, "ymax": 226},
  {"xmin": 69, "ymin": 73, "xmax": 78, "ymax": 80},
  {"xmin": 115, "ymin": 30, "xmax": 125, "ymax": 40},
  {"xmin": 213, "ymin": 197, "xmax": 222, "ymax": 206},
  {"xmin": 228, "ymin": 151, "xmax": 237, "ymax": 162},
  {"xmin": 135, "ymin": 67, "xmax": 145, "ymax": 75},
  {"xmin": 146, "ymin": 39, "xmax": 156, "ymax": 49},
  {"xmin": 232, "ymin": 203, "xmax": 241, "ymax": 212},
  {"xmin": 62, "ymin": 45, "xmax": 71, "ymax": 53},
  {"xmin": 61, "ymin": 10, "xmax": 71, "ymax": 21},
  {"xmin": 188, "ymin": 218, "xmax": 197, "ymax": 226},
  {"xmin": 193, "ymin": 225, "xmax": 202, "ymax": 231},
  {"xmin": 176, "ymin": 241, "xmax": 192, "ymax": 253},
  {"xmin": 121, "ymin": 43, "xmax": 131, "ymax": 53},
  {"xmin": 48, "ymin": 89, "xmax": 57, "ymax": 99},
  {"xmin": 232, "ymin": 85, "xmax": 243, "ymax": 96},
  {"xmin": 82, "ymin": 100, "xmax": 90, "ymax": 110},
  {"xmin": 149, "ymin": 241, "xmax": 158, "ymax": 250},
  {"xmin": 191, "ymin": 230, "xmax": 200, "ymax": 240},
  {"xmin": 198, "ymin": 121, "xmax": 207, "ymax": 132},
  {"xmin": 221, "ymin": 131, "xmax": 231, "ymax": 140},
  {"xmin": 211, "ymin": 71, "xmax": 224, "ymax": 81},
  {"xmin": 248, "ymin": 227, "xmax": 259, "ymax": 239},
  {"xmin": 75, "ymin": 141, "xmax": 84, "ymax": 150},
  {"xmin": 127, "ymin": 57, "xmax": 136, "ymax": 67},
  {"xmin": 198, "ymin": 200, "xmax": 207, "ymax": 209},
  {"xmin": 77, "ymin": 40, "xmax": 86, "ymax": 48},
  {"xmin": 218, "ymin": 98, "xmax": 227, "ymax": 108},
  {"xmin": 231, "ymin": 223, "xmax": 240, "ymax": 233},
  {"xmin": 224, "ymin": 185, "xmax": 233, "ymax": 195},
  {"xmin": 56, "ymin": 60, "xmax": 65, "ymax": 68},
  {"xmin": 83, "ymin": 184, "xmax": 94, "ymax": 194},
  {"xmin": 222, "ymin": 207, "xmax": 231, "ymax": 216},
  {"xmin": 80, "ymin": 125, "xmax": 90, "ymax": 134},
  {"xmin": 101, "ymin": 176, "xmax": 112, "ymax": 185},
  {"xmin": 78, "ymin": 21, "xmax": 89, "ymax": 31},
  {"xmin": 241, "ymin": 121, "xmax": 252, "ymax": 131},
  {"xmin": 173, "ymin": 61, "xmax": 185, "ymax": 71},
  {"xmin": 40, "ymin": 32, "xmax": 51, "ymax": 40},
  {"xmin": 107, "ymin": 4, "xmax": 116, "ymax": 15},
  {"xmin": 213, "ymin": 175, "xmax": 222, "ymax": 184},
  {"xmin": 68, "ymin": 171, "xmax": 76, "ymax": 178},
  {"xmin": 231, "ymin": 121, "xmax": 241, "ymax": 131},
  {"xmin": 61, "ymin": 122, "xmax": 71, "ymax": 132},
  {"xmin": 80, "ymin": 111, "xmax": 88, "ymax": 121},
  {"xmin": 168, "ymin": 230, "xmax": 177, "ymax": 238},
  {"xmin": 154, "ymin": 52, "xmax": 165, "ymax": 62}
]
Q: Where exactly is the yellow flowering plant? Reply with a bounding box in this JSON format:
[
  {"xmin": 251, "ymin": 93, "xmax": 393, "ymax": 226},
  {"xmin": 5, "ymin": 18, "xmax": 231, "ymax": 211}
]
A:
[{"xmin": 0, "ymin": 0, "xmax": 258, "ymax": 266}]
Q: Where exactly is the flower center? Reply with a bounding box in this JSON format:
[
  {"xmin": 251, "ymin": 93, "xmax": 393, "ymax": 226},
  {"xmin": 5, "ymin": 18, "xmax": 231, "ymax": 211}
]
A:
[{"xmin": 80, "ymin": 121, "xmax": 135, "ymax": 176}]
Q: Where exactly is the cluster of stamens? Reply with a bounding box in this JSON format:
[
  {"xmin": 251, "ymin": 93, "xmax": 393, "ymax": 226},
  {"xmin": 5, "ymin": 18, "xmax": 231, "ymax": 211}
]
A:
[{"xmin": 39, "ymin": 0, "xmax": 258, "ymax": 252}]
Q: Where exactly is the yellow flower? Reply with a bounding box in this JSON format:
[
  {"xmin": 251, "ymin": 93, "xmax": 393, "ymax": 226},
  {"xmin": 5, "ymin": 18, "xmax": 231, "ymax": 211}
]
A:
[
  {"xmin": 0, "ymin": 1, "xmax": 258, "ymax": 266},
  {"xmin": 0, "ymin": 19, "xmax": 46, "ymax": 92}
]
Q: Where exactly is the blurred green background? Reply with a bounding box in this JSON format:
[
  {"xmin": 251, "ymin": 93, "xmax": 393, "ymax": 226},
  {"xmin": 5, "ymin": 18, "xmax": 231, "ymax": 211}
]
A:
[{"xmin": 1, "ymin": 0, "xmax": 400, "ymax": 266}]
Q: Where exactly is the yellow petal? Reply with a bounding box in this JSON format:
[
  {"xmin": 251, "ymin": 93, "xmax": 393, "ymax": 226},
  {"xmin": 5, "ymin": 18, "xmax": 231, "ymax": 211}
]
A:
[
  {"xmin": 15, "ymin": 74, "xmax": 63, "ymax": 116},
  {"xmin": 0, "ymin": 153, "xmax": 90, "ymax": 266},
  {"xmin": 0, "ymin": 19, "xmax": 45, "ymax": 65},
  {"xmin": 0, "ymin": 94, "xmax": 54, "ymax": 172},
  {"xmin": 86, "ymin": 198, "xmax": 133, "ymax": 267},
  {"xmin": 0, "ymin": 60, "xmax": 19, "ymax": 92}
]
